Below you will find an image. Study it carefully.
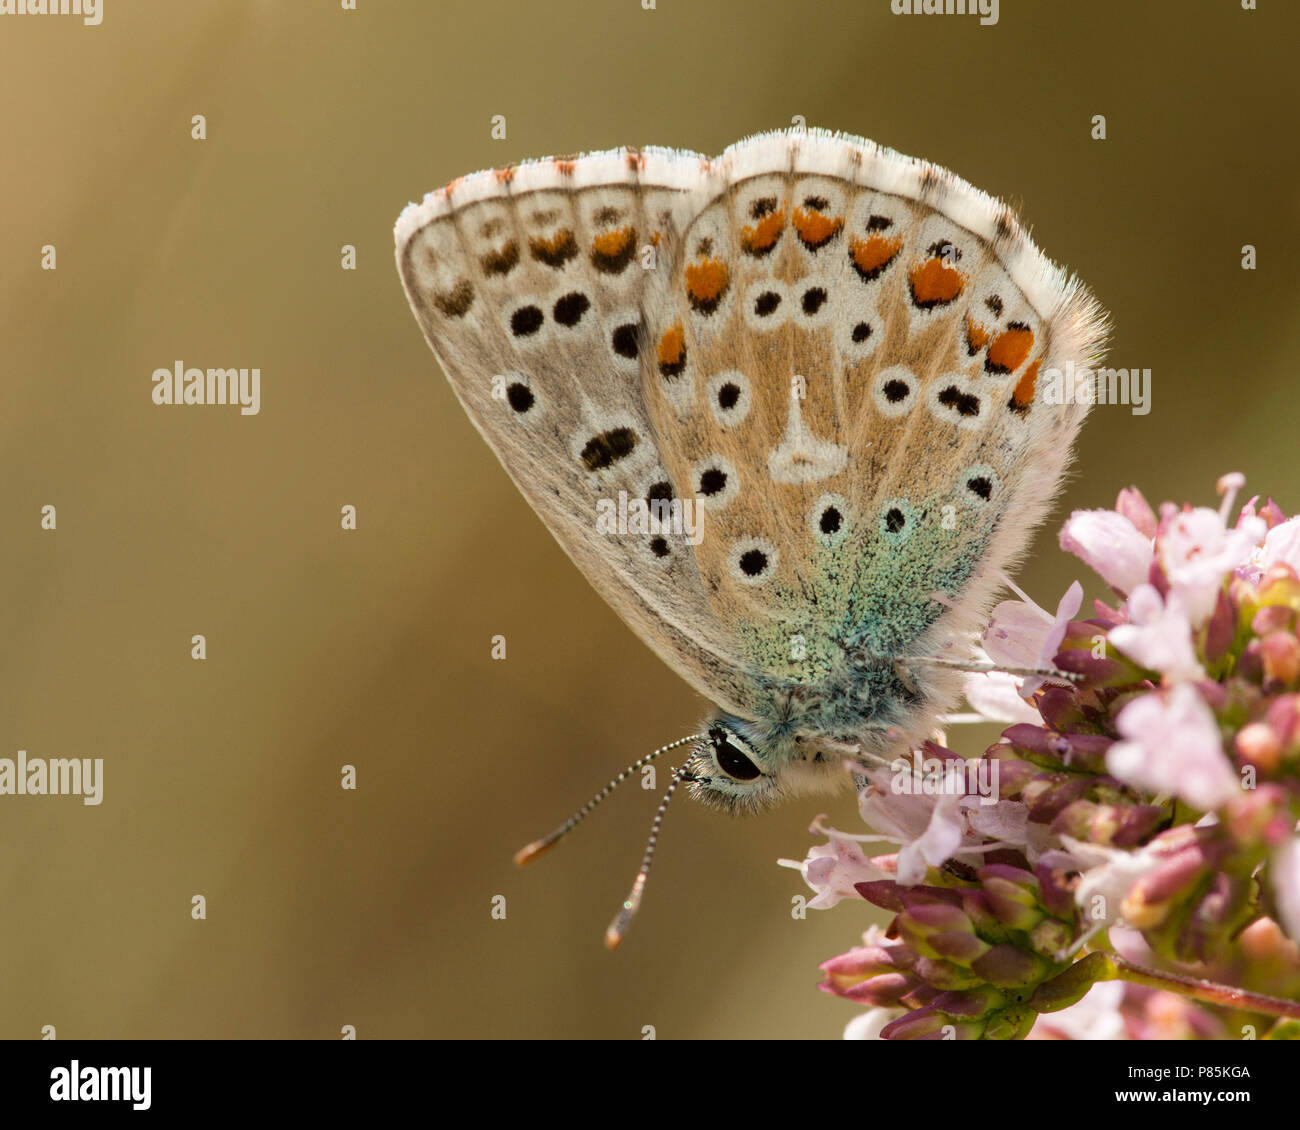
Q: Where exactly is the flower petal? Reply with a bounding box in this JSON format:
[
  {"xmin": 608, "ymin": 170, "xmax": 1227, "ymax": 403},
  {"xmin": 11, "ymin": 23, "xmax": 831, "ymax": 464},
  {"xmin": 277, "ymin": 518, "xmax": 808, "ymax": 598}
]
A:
[
  {"xmin": 1060, "ymin": 509, "xmax": 1153, "ymax": 594},
  {"xmin": 1107, "ymin": 684, "xmax": 1239, "ymax": 811}
]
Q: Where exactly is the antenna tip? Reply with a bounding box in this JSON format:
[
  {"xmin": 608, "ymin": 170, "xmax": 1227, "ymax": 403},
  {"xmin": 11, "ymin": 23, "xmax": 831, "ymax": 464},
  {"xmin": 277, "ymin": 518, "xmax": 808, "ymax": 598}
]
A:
[
  {"xmin": 513, "ymin": 838, "xmax": 556, "ymax": 867},
  {"xmin": 605, "ymin": 879, "xmax": 645, "ymax": 950}
]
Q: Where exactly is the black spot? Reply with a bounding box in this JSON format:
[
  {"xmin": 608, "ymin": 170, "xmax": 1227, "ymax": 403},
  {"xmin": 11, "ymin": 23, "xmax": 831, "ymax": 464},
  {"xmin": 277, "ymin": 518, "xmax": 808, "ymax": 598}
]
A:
[
  {"xmin": 819, "ymin": 507, "xmax": 842, "ymax": 534},
  {"xmin": 552, "ymin": 292, "xmax": 589, "ymax": 327},
  {"xmin": 432, "ymin": 280, "xmax": 474, "ymax": 318},
  {"xmin": 967, "ymin": 476, "xmax": 993, "ymax": 501},
  {"xmin": 580, "ymin": 428, "xmax": 638, "ymax": 472},
  {"xmin": 611, "ymin": 323, "xmax": 639, "ymax": 359},
  {"xmin": 510, "ymin": 305, "xmax": 544, "ymax": 337},
  {"xmin": 882, "ymin": 379, "xmax": 909, "ymax": 403},
  {"xmin": 866, "ymin": 214, "xmax": 893, "ymax": 232},
  {"xmin": 802, "ymin": 287, "xmax": 828, "ymax": 315},
  {"xmin": 505, "ymin": 382, "xmax": 534, "ymax": 413},
  {"xmin": 529, "ymin": 230, "xmax": 578, "ymax": 268},
  {"xmin": 754, "ymin": 291, "xmax": 781, "ymax": 316},
  {"xmin": 851, "ymin": 322, "xmax": 872, "ymax": 343},
  {"xmin": 717, "ymin": 382, "xmax": 741, "ymax": 410},
  {"xmin": 646, "ymin": 480, "xmax": 674, "ymax": 504},
  {"xmin": 750, "ymin": 197, "xmax": 777, "ymax": 218},
  {"xmin": 994, "ymin": 212, "xmax": 1014, "ymax": 240},
  {"xmin": 803, "ymin": 195, "xmax": 829, "ymax": 210},
  {"xmin": 649, "ymin": 536, "xmax": 670, "ymax": 559},
  {"xmin": 938, "ymin": 385, "xmax": 981, "ymax": 418},
  {"xmin": 480, "ymin": 241, "xmax": 519, "ymax": 276},
  {"xmin": 739, "ymin": 548, "xmax": 769, "ymax": 577},
  {"xmin": 885, "ymin": 508, "xmax": 906, "ymax": 534},
  {"xmin": 698, "ymin": 467, "xmax": 727, "ymax": 496},
  {"xmin": 985, "ymin": 294, "xmax": 1004, "ymax": 317},
  {"xmin": 929, "ymin": 239, "xmax": 961, "ymax": 262}
]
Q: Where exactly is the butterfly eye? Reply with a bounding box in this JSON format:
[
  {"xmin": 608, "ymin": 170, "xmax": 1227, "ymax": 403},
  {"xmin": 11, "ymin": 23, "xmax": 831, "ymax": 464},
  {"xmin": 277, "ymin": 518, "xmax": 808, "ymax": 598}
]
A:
[{"xmin": 712, "ymin": 733, "xmax": 762, "ymax": 781}]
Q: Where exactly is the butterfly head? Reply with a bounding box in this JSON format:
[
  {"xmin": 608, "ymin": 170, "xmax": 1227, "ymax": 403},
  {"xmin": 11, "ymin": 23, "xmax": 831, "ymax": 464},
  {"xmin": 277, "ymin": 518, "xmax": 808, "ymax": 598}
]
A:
[{"xmin": 681, "ymin": 716, "xmax": 846, "ymax": 815}]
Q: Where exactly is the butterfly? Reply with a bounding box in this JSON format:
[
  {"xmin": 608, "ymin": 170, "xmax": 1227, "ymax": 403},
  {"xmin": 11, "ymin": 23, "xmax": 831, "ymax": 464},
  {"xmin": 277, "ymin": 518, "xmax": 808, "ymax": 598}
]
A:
[{"xmin": 395, "ymin": 128, "xmax": 1108, "ymax": 945}]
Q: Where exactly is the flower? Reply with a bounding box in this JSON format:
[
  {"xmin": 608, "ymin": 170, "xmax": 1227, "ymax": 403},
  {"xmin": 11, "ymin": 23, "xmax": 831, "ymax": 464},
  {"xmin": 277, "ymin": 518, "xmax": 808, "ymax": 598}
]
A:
[
  {"xmin": 1107, "ymin": 584, "xmax": 1204, "ymax": 682},
  {"xmin": 780, "ymin": 818, "xmax": 889, "ymax": 909},
  {"xmin": 982, "ymin": 580, "xmax": 1084, "ymax": 697},
  {"xmin": 1106, "ymin": 684, "xmax": 1240, "ymax": 812},
  {"xmin": 1272, "ymin": 836, "xmax": 1300, "ymax": 946},
  {"xmin": 1156, "ymin": 498, "xmax": 1265, "ymax": 628},
  {"xmin": 1059, "ymin": 508, "xmax": 1152, "ymax": 595},
  {"xmin": 807, "ymin": 474, "xmax": 1300, "ymax": 1040}
]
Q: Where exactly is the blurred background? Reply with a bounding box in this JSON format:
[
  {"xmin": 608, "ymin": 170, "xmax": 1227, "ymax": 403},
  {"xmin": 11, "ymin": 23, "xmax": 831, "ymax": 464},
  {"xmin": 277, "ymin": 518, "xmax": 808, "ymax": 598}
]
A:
[{"xmin": 0, "ymin": 0, "xmax": 1296, "ymax": 1040}]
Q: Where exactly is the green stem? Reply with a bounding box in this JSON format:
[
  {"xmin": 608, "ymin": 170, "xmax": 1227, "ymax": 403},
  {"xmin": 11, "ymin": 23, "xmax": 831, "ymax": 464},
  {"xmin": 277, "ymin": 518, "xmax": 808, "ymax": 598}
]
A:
[{"xmin": 1099, "ymin": 954, "xmax": 1300, "ymax": 1021}]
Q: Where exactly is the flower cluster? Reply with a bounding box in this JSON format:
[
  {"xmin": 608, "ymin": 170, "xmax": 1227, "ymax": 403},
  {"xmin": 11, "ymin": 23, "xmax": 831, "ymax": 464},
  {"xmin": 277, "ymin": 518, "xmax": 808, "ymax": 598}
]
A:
[{"xmin": 796, "ymin": 475, "xmax": 1300, "ymax": 1039}]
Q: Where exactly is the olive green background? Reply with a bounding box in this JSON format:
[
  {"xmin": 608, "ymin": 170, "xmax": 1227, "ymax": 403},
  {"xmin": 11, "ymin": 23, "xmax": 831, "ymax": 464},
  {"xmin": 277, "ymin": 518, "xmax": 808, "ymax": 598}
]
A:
[{"xmin": 1, "ymin": 0, "xmax": 1296, "ymax": 1040}]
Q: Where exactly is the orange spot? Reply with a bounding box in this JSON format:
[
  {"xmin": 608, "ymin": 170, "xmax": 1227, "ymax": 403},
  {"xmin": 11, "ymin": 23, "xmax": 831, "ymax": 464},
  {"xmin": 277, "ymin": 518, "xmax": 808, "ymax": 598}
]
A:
[
  {"xmin": 657, "ymin": 322, "xmax": 685, "ymax": 368},
  {"xmin": 650, "ymin": 230, "xmax": 663, "ymax": 246},
  {"xmin": 685, "ymin": 258, "xmax": 729, "ymax": 309},
  {"xmin": 592, "ymin": 226, "xmax": 635, "ymax": 260},
  {"xmin": 908, "ymin": 257, "xmax": 965, "ymax": 308},
  {"xmin": 849, "ymin": 234, "xmax": 903, "ymax": 279},
  {"xmin": 554, "ymin": 159, "xmax": 575, "ymax": 175},
  {"xmin": 793, "ymin": 207, "xmax": 844, "ymax": 248},
  {"xmin": 1011, "ymin": 359, "xmax": 1041, "ymax": 409},
  {"xmin": 988, "ymin": 326, "xmax": 1035, "ymax": 374},
  {"xmin": 965, "ymin": 317, "xmax": 991, "ymax": 355},
  {"xmin": 494, "ymin": 166, "xmax": 517, "ymax": 184},
  {"xmin": 741, "ymin": 210, "xmax": 785, "ymax": 255}
]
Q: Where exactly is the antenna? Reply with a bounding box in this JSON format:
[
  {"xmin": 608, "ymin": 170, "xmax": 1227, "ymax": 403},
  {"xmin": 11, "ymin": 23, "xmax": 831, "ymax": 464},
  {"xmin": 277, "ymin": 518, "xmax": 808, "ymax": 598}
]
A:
[
  {"xmin": 513, "ymin": 734, "xmax": 703, "ymax": 866},
  {"xmin": 605, "ymin": 766, "xmax": 691, "ymax": 951}
]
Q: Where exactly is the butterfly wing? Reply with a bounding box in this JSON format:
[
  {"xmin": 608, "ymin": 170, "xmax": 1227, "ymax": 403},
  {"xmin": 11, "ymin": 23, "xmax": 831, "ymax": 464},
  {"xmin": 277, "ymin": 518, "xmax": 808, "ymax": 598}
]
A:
[
  {"xmin": 638, "ymin": 130, "xmax": 1108, "ymax": 742},
  {"xmin": 395, "ymin": 146, "xmax": 764, "ymax": 718}
]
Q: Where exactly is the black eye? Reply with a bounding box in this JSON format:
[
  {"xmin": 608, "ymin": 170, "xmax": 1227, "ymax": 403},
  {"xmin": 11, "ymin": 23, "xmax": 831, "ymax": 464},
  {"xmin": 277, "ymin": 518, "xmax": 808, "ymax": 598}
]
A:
[{"xmin": 712, "ymin": 731, "xmax": 761, "ymax": 781}]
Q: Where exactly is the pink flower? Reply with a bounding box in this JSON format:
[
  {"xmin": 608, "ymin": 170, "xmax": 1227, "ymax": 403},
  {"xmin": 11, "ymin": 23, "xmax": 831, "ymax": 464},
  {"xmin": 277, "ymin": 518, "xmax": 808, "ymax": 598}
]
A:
[
  {"xmin": 1106, "ymin": 684, "xmax": 1240, "ymax": 811},
  {"xmin": 782, "ymin": 821, "xmax": 889, "ymax": 909},
  {"xmin": 1044, "ymin": 837, "xmax": 1167, "ymax": 929},
  {"xmin": 1107, "ymin": 584, "xmax": 1204, "ymax": 682},
  {"xmin": 857, "ymin": 783, "xmax": 967, "ymax": 887},
  {"xmin": 1157, "ymin": 505, "xmax": 1266, "ymax": 628},
  {"xmin": 896, "ymin": 793, "xmax": 965, "ymax": 885},
  {"xmin": 982, "ymin": 581, "xmax": 1083, "ymax": 696},
  {"xmin": 1115, "ymin": 486, "xmax": 1158, "ymax": 539},
  {"xmin": 1253, "ymin": 516, "xmax": 1300, "ymax": 577},
  {"xmin": 962, "ymin": 668, "xmax": 1042, "ymax": 725},
  {"xmin": 1060, "ymin": 509, "xmax": 1153, "ymax": 595},
  {"xmin": 1272, "ymin": 836, "xmax": 1300, "ymax": 946}
]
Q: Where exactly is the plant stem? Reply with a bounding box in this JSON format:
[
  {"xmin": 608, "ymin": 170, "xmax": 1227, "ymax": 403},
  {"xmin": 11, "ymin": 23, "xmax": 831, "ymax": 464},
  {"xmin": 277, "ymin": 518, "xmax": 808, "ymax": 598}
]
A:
[{"xmin": 1100, "ymin": 954, "xmax": 1300, "ymax": 1021}]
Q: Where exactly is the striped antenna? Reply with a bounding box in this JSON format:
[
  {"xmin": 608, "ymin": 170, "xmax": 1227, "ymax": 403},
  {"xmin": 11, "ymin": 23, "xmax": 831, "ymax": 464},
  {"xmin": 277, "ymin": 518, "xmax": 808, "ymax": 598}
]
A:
[
  {"xmin": 605, "ymin": 766, "xmax": 690, "ymax": 951},
  {"xmin": 513, "ymin": 734, "xmax": 704, "ymax": 867}
]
